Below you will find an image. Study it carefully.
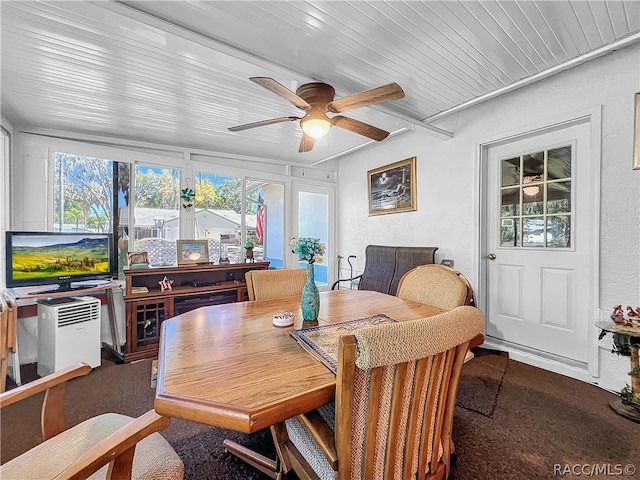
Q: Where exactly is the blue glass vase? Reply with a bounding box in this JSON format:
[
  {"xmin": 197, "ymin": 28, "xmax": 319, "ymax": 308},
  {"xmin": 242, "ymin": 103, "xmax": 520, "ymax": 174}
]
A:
[{"xmin": 301, "ymin": 263, "xmax": 320, "ymax": 322}]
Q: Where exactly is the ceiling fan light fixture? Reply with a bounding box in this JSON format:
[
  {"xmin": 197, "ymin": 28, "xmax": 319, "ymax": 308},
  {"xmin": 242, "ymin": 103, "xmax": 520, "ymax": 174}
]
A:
[{"xmin": 301, "ymin": 116, "xmax": 331, "ymax": 138}]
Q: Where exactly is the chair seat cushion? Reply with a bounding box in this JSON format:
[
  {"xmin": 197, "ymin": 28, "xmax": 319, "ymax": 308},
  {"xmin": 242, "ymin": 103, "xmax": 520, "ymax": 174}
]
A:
[
  {"xmin": 285, "ymin": 403, "xmax": 335, "ymax": 480},
  {"xmin": 0, "ymin": 413, "xmax": 184, "ymax": 480}
]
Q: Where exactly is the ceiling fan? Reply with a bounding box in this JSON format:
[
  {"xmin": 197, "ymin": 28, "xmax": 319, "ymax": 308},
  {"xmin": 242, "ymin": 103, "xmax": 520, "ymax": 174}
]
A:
[{"xmin": 228, "ymin": 77, "xmax": 405, "ymax": 153}]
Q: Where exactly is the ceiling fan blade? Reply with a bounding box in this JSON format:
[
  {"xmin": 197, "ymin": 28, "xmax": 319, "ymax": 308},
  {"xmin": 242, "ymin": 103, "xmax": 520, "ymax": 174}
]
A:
[
  {"xmin": 327, "ymin": 83, "xmax": 405, "ymax": 113},
  {"xmin": 250, "ymin": 77, "xmax": 311, "ymax": 110},
  {"xmin": 332, "ymin": 116, "xmax": 390, "ymax": 141},
  {"xmin": 298, "ymin": 133, "xmax": 315, "ymax": 153},
  {"xmin": 228, "ymin": 116, "xmax": 300, "ymax": 132}
]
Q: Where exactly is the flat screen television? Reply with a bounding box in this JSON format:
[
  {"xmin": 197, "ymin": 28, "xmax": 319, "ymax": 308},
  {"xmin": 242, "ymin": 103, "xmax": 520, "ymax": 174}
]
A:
[{"xmin": 5, "ymin": 231, "xmax": 115, "ymax": 294}]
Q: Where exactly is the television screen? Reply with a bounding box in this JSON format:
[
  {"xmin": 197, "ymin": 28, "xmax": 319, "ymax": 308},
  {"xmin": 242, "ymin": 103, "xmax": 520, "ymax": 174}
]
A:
[{"xmin": 5, "ymin": 231, "xmax": 114, "ymax": 292}]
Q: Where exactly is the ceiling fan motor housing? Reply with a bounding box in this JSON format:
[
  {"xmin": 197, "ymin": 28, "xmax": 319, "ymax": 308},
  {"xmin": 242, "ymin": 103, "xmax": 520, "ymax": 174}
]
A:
[{"xmin": 295, "ymin": 82, "xmax": 336, "ymax": 108}]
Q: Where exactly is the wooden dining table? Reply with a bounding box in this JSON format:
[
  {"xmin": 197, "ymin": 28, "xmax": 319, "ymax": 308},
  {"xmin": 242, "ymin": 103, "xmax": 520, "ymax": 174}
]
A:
[{"xmin": 154, "ymin": 289, "xmax": 445, "ymax": 433}]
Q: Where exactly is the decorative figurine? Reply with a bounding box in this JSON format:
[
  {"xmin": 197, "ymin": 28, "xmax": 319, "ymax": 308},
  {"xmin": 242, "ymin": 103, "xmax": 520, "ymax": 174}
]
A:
[
  {"xmin": 245, "ymin": 241, "xmax": 255, "ymax": 263},
  {"xmin": 611, "ymin": 305, "xmax": 625, "ymax": 324},
  {"xmin": 159, "ymin": 276, "xmax": 173, "ymax": 292}
]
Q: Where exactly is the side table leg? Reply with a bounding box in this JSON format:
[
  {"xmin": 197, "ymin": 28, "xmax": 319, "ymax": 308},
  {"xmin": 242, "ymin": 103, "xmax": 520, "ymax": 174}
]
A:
[{"xmin": 609, "ymin": 345, "xmax": 640, "ymax": 423}]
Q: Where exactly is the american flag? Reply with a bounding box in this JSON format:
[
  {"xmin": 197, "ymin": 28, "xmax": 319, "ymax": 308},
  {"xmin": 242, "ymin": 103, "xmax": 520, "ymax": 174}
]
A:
[{"xmin": 256, "ymin": 192, "xmax": 265, "ymax": 244}]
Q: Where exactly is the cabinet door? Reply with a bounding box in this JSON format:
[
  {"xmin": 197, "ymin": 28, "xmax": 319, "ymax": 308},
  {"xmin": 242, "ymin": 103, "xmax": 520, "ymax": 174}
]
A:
[{"xmin": 130, "ymin": 299, "xmax": 173, "ymax": 353}]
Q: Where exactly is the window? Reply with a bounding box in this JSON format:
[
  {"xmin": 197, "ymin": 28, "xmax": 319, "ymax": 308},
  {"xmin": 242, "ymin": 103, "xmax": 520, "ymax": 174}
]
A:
[
  {"xmin": 53, "ymin": 153, "xmax": 131, "ymax": 276},
  {"xmin": 194, "ymin": 172, "xmax": 242, "ymax": 262},
  {"xmin": 245, "ymin": 180, "xmax": 285, "ymax": 266},
  {"xmin": 193, "ymin": 171, "xmax": 285, "ymax": 265},
  {"xmin": 500, "ymin": 146, "xmax": 572, "ymax": 248}
]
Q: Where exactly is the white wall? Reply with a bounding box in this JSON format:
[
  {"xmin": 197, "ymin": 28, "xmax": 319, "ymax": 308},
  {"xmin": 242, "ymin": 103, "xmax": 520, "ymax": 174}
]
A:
[{"xmin": 337, "ymin": 44, "xmax": 640, "ymax": 391}]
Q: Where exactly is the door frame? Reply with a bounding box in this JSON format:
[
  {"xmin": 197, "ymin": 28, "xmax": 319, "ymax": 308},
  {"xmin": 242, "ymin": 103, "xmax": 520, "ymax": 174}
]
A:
[{"xmin": 475, "ymin": 106, "xmax": 602, "ymax": 381}]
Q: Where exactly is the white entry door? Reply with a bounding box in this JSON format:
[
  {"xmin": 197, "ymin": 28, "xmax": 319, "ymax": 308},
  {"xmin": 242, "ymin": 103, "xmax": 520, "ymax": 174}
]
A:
[{"xmin": 485, "ymin": 120, "xmax": 594, "ymax": 364}]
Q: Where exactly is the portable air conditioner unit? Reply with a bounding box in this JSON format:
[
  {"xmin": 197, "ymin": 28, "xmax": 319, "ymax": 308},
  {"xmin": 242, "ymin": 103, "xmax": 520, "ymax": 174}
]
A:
[{"xmin": 37, "ymin": 296, "xmax": 101, "ymax": 377}]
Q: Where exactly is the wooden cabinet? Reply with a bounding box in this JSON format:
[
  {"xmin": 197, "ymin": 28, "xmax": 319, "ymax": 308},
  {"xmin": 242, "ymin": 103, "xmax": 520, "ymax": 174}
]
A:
[{"xmin": 122, "ymin": 262, "xmax": 269, "ymax": 361}]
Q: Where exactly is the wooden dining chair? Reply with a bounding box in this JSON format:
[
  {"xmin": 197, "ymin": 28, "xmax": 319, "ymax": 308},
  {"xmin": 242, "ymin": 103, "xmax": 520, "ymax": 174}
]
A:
[
  {"xmin": 245, "ymin": 268, "xmax": 307, "ymax": 301},
  {"xmin": 271, "ymin": 306, "xmax": 484, "ymax": 480},
  {"xmin": 0, "ymin": 362, "xmax": 185, "ymax": 480}
]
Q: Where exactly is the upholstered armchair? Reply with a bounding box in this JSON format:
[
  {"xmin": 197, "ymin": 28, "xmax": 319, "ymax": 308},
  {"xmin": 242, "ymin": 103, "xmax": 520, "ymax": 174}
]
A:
[
  {"xmin": 0, "ymin": 363, "xmax": 184, "ymax": 480},
  {"xmin": 271, "ymin": 306, "xmax": 484, "ymax": 480},
  {"xmin": 396, "ymin": 264, "xmax": 474, "ymax": 310},
  {"xmin": 245, "ymin": 268, "xmax": 307, "ymax": 301},
  {"xmin": 397, "ymin": 265, "xmax": 482, "ymax": 361}
]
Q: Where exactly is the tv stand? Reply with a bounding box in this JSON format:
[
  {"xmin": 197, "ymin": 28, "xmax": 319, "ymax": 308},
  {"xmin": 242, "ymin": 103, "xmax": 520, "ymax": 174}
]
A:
[{"xmin": 121, "ymin": 262, "xmax": 269, "ymax": 362}]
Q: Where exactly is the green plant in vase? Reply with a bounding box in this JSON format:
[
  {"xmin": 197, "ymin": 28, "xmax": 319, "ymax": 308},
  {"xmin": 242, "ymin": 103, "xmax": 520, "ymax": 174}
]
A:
[{"xmin": 291, "ymin": 237, "xmax": 326, "ymax": 323}]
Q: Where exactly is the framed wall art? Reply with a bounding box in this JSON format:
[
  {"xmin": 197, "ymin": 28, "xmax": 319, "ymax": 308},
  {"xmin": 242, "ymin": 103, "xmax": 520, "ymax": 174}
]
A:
[
  {"xmin": 127, "ymin": 251, "xmax": 149, "ymax": 267},
  {"xmin": 634, "ymin": 92, "xmax": 640, "ymax": 170},
  {"xmin": 368, "ymin": 156, "xmax": 417, "ymax": 215},
  {"xmin": 177, "ymin": 240, "xmax": 209, "ymax": 265}
]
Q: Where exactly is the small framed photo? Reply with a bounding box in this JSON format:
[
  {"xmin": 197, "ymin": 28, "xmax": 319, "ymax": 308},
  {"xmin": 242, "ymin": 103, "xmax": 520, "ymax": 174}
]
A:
[
  {"xmin": 177, "ymin": 240, "xmax": 209, "ymax": 265},
  {"xmin": 127, "ymin": 251, "xmax": 149, "ymax": 266},
  {"xmin": 368, "ymin": 157, "xmax": 417, "ymax": 216}
]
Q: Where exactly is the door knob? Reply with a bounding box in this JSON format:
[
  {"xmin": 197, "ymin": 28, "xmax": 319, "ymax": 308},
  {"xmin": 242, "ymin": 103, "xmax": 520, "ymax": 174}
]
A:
[{"xmin": 487, "ymin": 253, "xmax": 496, "ymax": 260}]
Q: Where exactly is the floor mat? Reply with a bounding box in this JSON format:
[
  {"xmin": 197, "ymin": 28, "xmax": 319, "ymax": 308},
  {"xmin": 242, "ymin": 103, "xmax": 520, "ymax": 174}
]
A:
[{"xmin": 456, "ymin": 348, "xmax": 508, "ymax": 418}]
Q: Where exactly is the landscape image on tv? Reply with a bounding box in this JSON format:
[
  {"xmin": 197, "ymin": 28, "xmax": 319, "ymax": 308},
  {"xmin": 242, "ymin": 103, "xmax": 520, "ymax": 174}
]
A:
[{"xmin": 11, "ymin": 234, "xmax": 110, "ymax": 281}]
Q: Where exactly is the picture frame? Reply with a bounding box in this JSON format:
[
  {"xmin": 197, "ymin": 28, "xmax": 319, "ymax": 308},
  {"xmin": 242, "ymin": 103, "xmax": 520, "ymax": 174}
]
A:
[
  {"xmin": 127, "ymin": 251, "xmax": 149, "ymax": 267},
  {"xmin": 634, "ymin": 92, "xmax": 640, "ymax": 170},
  {"xmin": 368, "ymin": 156, "xmax": 417, "ymax": 216},
  {"xmin": 176, "ymin": 240, "xmax": 209, "ymax": 265}
]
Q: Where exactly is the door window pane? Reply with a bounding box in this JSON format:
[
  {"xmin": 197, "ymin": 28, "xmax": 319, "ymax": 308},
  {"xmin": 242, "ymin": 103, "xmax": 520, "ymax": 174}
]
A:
[
  {"xmin": 522, "ymin": 152, "xmax": 544, "ymax": 183},
  {"xmin": 523, "ymin": 217, "xmax": 545, "ymax": 247},
  {"xmin": 522, "ymin": 185, "xmax": 543, "ymax": 215},
  {"xmin": 499, "ymin": 146, "xmax": 572, "ymax": 249},
  {"xmin": 501, "ymin": 158, "xmax": 520, "ymax": 187},
  {"xmin": 500, "ymin": 187, "xmax": 520, "ymax": 216},
  {"xmin": 500, "ymin": 218, "xmax": 520, "ymax": 247},
  {"xmin": 298, "ymin": 192, "xmax": 329, "ymax": 286},
  {"xmin": 547, "ymin": 147, "xmax": 571, "ymax": 180},
  {"xmin": 547, "ymin": 215, "xmax": 571, "ymax": 248},
  {"xmin": 547, "ymin": 181, "xmax": 571, "ymax": 213}
]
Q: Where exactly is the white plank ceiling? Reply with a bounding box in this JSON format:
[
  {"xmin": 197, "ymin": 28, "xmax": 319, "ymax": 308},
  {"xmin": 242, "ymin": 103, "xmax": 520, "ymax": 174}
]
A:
[{"xmin": 2, "ymin": 1, "xmax": 639, "ymax": 165}]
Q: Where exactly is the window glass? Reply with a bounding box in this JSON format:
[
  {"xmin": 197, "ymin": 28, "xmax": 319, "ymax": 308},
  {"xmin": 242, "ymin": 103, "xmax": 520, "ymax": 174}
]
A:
[
  {"xmin": 499, "ymin": 146, "xmax": 572, "ymax": 249},
  {"xmin": 194, "ymin": 172, "xmax": 241, "ymax": 263},
  {"xmin": 298, "ymin": 191, "xmax": 329, "ymax": 286},
  {"xmin": 133, "ymin": 165, "xmax": 180, "ymax": 265},
  {"xmin": 53, "ymin": 153, "xmax": 131, "ymax": 276},
  {"xmin": 547, "ymin": 147, "xmax": 571, "ymax": 180},
  {"xmin": 500, "ymin": 187, "xmax": 520, "ymax": 216},
  {"xmin": 501, "ymin": 158, "xmax": 520, "ymax": 187},
  {"xmin": 244, "ymin": 180, "xmax": 285, "ymax": 266}
]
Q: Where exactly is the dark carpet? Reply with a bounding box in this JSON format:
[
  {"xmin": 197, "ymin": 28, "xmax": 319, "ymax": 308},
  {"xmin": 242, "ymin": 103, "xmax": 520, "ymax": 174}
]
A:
[{"xmin": 2, "ymin": 349, "xmax": 639, "ymax": 480}]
